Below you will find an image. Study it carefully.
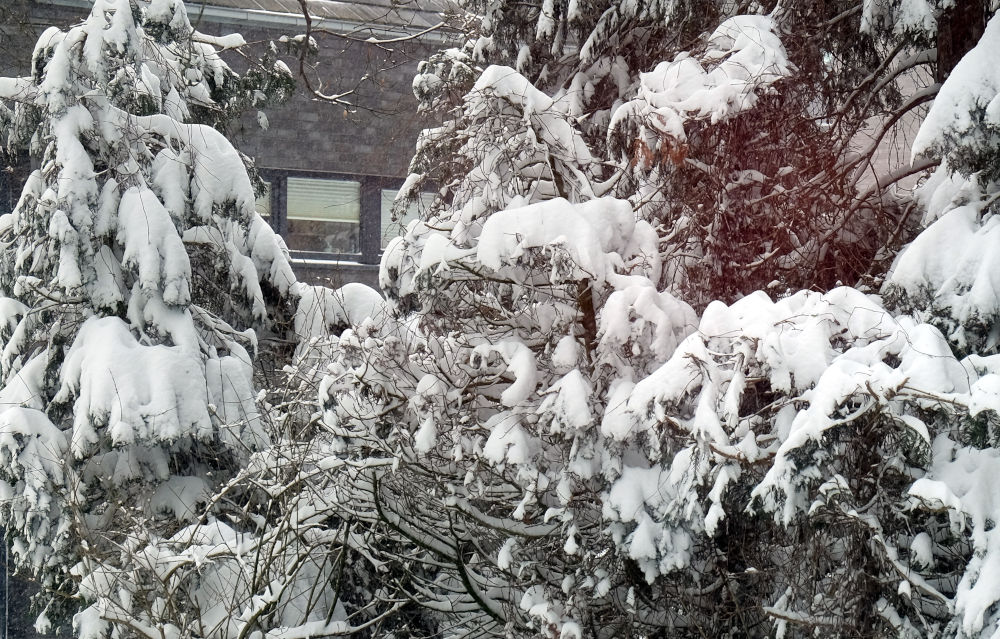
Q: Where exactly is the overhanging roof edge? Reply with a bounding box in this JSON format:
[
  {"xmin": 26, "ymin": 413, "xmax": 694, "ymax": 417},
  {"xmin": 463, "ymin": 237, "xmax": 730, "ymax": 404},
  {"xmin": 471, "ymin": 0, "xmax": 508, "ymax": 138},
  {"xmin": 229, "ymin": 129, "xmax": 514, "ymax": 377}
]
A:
[{"xmin": 37, "ymin": 0, "xmax": 461, "ymax": 44}]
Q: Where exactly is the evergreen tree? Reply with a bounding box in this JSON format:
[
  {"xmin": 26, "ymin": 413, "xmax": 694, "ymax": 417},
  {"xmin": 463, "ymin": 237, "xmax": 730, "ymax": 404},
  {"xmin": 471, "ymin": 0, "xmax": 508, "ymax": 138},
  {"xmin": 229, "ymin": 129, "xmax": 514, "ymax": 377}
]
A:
[
  {"xmin": 403, "ymin": 0, "xmax": 985, "ymax": 307},
  {"xmin": 307, "ymin": 1, "xmax": 1000, "ymax": 638},
  {"xmin": 0, "ymin": 0, "xmax": 298, "ymax": 632},
  {"xmin": 7, "ymin": 0, "xmax": 1000, "ymax": 637}
]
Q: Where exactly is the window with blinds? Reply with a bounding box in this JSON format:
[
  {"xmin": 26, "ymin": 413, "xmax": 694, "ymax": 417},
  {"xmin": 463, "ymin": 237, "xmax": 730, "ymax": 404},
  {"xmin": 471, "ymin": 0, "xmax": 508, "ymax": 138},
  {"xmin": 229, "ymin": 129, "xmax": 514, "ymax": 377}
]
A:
[
  {"xmin": 286, "ymin": 177, "xmax": 361, "ymax": 254},
  {"xmin": 380, "ymin": 189, "xmax": 435, "ymax": 249}
]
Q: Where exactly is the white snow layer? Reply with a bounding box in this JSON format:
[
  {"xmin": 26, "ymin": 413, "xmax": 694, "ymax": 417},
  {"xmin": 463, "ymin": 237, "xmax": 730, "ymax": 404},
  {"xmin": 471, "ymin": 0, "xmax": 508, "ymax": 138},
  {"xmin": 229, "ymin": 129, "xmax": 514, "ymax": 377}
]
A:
[
  {"xmin": 885, "ymin": 11, "xmax": 1000, "ymax": 355},
  {"xmin": 599, "ymin": 287, "xmax": 982, "ymax": 579},
  {"xmin": 911, "ymin": 12, "xmax": 1000, "ymax": 164},
  {"xmin": 477, "ymin": 197, "xmax": 659, "ymax": 285},
  {"xmin": 55, "ymin": 317, "xmax": 214, "ymax": 456},
  {"xmin": 610, "ymin": 14, "xmax": 792, "ymax": 147}
]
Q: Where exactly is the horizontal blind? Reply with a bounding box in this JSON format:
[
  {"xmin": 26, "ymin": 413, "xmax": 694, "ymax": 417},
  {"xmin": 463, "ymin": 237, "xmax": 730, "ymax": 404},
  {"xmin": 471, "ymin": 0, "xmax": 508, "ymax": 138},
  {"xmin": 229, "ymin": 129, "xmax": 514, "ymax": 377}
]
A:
[{"xmin": 287, "ymin": 177, "xmax": 360, "ymax": 223}]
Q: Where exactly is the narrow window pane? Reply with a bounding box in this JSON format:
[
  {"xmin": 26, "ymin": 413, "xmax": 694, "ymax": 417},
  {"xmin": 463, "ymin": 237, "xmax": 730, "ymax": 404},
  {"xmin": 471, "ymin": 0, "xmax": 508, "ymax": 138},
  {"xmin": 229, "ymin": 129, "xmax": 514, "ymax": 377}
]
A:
[
  {"xmin": 380, "ymin": 189, "xmax": 435, "ymax": 248},
  {"xmin": 255, "ymin": 181, "xmax": 271, "ymax": 219},
  {"xmin": 287, "ymin": 177, "xmax": 360, "ymax": 254}
]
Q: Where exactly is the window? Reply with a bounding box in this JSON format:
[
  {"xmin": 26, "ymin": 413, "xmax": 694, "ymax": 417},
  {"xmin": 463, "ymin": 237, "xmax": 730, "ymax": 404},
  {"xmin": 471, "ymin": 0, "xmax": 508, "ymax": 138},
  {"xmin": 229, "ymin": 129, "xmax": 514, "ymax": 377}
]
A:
[
  {"xmin": 380, "ymin": 189, "xmax": 435, "ymax": 249},
  {"xmin": 256, "ymin": 171, "xmax": 437, "ymax": 265},
  {"xmin": 255, "ymin": 181, "xmax": 271, "ymax": 219},
  {"xmin": 286, "ymin": 177, "xmax": 361, "ymax": 254}
]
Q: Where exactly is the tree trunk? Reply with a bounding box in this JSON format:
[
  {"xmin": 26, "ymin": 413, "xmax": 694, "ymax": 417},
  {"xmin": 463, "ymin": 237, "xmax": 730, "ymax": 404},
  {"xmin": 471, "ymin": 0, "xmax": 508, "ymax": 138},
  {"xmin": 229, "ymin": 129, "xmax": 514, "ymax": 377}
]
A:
[{"xmin": 936, "ymin": 1, "xmax": 987, "ymax": 83}]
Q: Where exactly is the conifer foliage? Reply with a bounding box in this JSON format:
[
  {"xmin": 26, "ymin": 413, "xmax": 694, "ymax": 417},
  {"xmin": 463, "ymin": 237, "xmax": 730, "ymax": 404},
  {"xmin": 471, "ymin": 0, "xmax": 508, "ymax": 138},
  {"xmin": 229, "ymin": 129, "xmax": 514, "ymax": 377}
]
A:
[
  {"xmin": 0, "ymin": 0, "xmax": 297, "ymax": 633},
  {"xmin": 315, "ymin": 1, "xmax": 1000, "ymax": 637},
  {"xmin": 6, "ymin": 1, "xmax": 1000, "ymax": 639}
]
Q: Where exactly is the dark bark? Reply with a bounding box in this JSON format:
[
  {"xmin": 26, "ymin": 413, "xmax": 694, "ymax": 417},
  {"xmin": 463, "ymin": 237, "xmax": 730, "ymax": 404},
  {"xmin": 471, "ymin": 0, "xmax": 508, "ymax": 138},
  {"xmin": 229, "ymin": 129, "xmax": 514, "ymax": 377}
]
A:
[
  {"xmin": 576, "ymin": 279, "xmax": 598, "ymax": 359},
  {"xmin": 936, "ymin": 1, "xmax": 987, "ymax": 82}
]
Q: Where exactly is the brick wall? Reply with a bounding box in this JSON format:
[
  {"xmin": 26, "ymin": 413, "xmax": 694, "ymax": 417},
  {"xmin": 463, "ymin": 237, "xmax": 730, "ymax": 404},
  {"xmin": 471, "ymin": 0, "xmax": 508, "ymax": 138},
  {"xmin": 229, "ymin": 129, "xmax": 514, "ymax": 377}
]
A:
[{"xmin": 216, "ymin": 22, "xmax": 437, "ymax": 178}]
